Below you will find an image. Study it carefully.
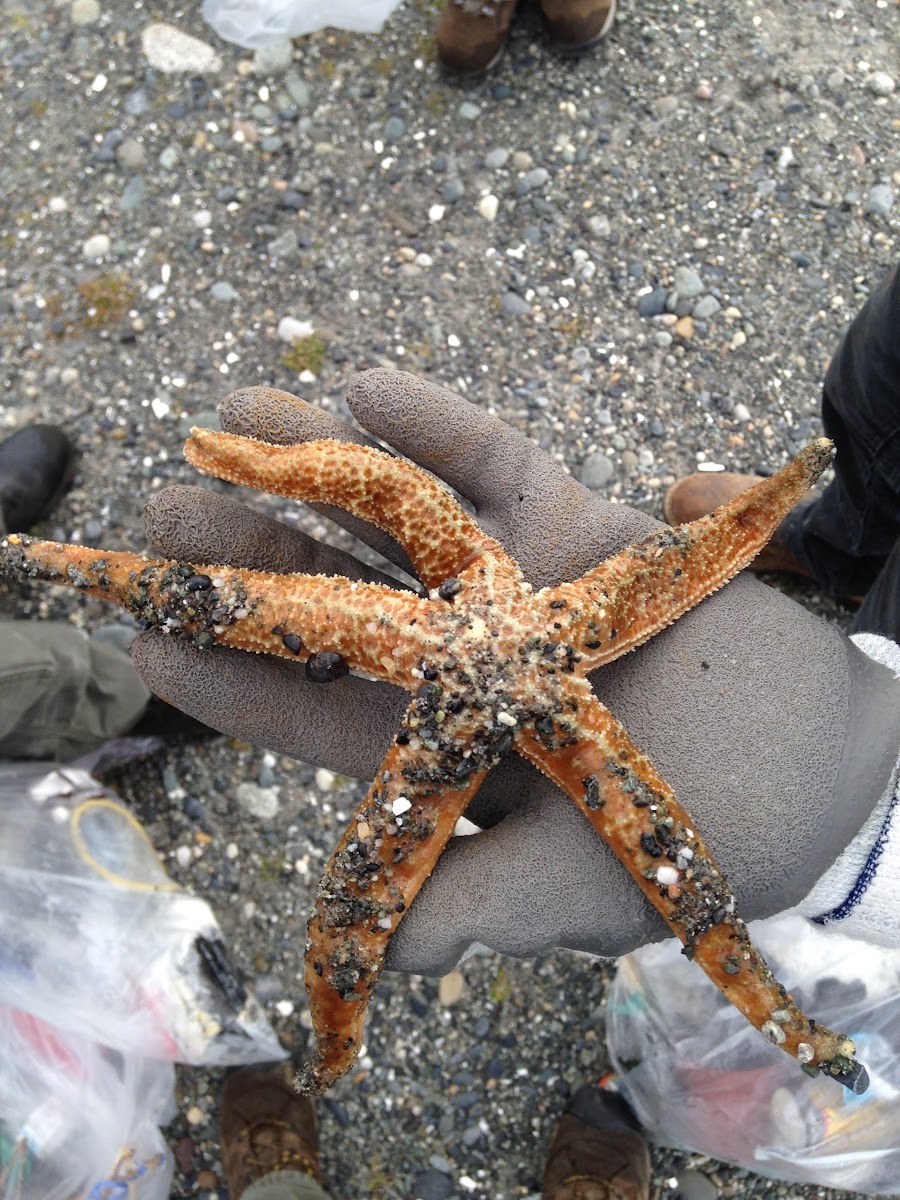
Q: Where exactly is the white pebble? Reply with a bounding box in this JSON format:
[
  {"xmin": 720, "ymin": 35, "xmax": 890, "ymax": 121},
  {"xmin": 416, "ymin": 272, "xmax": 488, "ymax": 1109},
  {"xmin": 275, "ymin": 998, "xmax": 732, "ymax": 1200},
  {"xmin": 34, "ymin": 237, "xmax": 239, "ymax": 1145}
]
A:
[
  {"xmin": 186, "ymin": 1105, "xmax": 204, "ymax": 1126},
  {"xmin": 277, "ymin": 315, "xmax": 314, "ymax": 343},
  {"xmin": 71, "ymin": 0, "xmax": 101, "ymax": 24},
  {"xmin": 275, "ymin": 999, "xmax": 295, "ymax": 1017},
  {"xmin": 392, "ymin": 796, "xmax": 412, "ymax": 815},
  {"xmin": 697, "ymin": 461, "xmax": 725, "ymax": 473},
  {"xmin": 315, "ymin": 767, "xmax": 336, "ymax": 791},
  {"xmin": 428, "ymin": 204, "xmax": 446, "ymax": 222},
  {"xmin": 225, "ymin": 842, "xmax": 239, "ymax": 860},
  {"xmin": 867, "ymin": 72, "xmax": 895, "ymax": 97},
  {"xmin": 141, "ymin": 22, "xmax": 223, "ymax": 74},
  {"xmin": 151, "ymin": 397, "xmax": 170, "ymax": 419},
  {"xmin": 656, "ymin": 865, "xmax": 679, "ymax": 885},
  {"xmin": 478, "ymin": 194, "xmax": 499, "ymax": 222},
  {"xmin": 496, "ymin": 711, "xmax": 517, "ymax": 727},
  {"xmin": 48, "ymin": 196, "xmax": 68, "ymax": 213},
  {"xmin": 175, "ymin": 845, "xmax": 192, "ymax": 868},
  {"xmin": 82, "ymin": 233, "xmax": 111, "ymax": 260}
]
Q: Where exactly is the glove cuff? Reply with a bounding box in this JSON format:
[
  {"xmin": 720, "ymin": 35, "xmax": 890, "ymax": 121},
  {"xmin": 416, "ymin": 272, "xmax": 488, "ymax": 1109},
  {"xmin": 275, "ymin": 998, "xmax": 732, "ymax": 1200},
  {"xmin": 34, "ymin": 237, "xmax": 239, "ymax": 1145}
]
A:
[{"xmin": 796, "ymin": 633, "xmax": 900, "ymax": 942}]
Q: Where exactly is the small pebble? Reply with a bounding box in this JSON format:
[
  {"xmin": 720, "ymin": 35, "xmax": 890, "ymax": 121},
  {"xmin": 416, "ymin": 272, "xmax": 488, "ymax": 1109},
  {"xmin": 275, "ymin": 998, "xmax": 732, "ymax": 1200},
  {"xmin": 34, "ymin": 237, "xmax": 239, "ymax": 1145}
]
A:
[
  {"xmin": 115, "ymin": 137, "xmax": 145, "ymax": 170},
  {"xmin": 253, "ymin": 39, "xmax": 293, "ymax": 75},
  {"xmin": 141, "ymin": 22, "xmax": 223, "ymax": 74},
  {"xmin": 442, "ymin": 178, "xmax": 465, "ymax": 204},
  {"xmin": 277, "ymin": 315, "xmax": 314, "ymax": 342},
  {"xmin": 236, "ymin": 781, "xmax": 280, "ymax": 819},
  {"xmin": 673, "ymin": 266, "xmax": 704, "ymax": 299},
  {"xmin": 71, "ymin": 0, "xmax": 100, "ymax": 25},
  {"xmin": 500, "ymin": 291, "xmax": 530, "ymax": 317},
  {"xmin": 82, "ymin": 233, "xmax": 110, "ymax": 259},
  {"xmin": 865, "ymin": 184, "xmax": 894, "ymax": 215},
  {"xmin": 692, "ymin": 294, "xmax": 721, "ymax": 320},
  {"xmin": 478, "ymin": 194, "xmax": 499, "ymax": 222},
  {"xmin": 384, "ymin": 116, "xmax": 406, "ymax": 143},
  {"xmin": 439, "ymin": 970, "xmax": 465, "ymax": 1005},
  {"xmin": 210, "ymin": 281, "xmax": 238, "ymax": 302},
  {"xmin": 185, "ymin": 1106, "xmax": 204, "ymax": 1126},
  {"xmin": 637, "ymin": 288, "xmax": 667, "ymax": 318},
  {"xmin": 458, "ymin": 101, "xmax": 480, "ymax": 121},
  {"xmin": 580, "ymin": 451, "xmax": 614, "ymax": 490},
  {"xmin": 867, "ymin": 72, "xmax": 895, "ymax": 97},
  {"xmin": 484, "ymin": 147, "xmax": 508, "ymax": 169}
]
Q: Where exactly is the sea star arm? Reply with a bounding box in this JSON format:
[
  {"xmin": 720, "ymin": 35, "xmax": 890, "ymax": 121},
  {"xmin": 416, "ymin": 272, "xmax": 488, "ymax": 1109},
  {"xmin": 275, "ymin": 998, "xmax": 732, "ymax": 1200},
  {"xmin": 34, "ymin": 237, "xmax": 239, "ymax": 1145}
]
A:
[
  {"xmin": 514, "ymin": 685, "xmax": 867, "ymax": 1092},
  {"xmin": 0, "ymin": 536, "xmax": 432, "ymax": 685},
  {"xmin": 184, "ymin": 430, "xmax": 521, "ymax": 593},
  {"xmin": 543, "ymin": 439, "xmax": 834, "ymax": 670},
  {"xmin": 297, "ymin": 701, "xmax": 499, "ymax": 1094}
]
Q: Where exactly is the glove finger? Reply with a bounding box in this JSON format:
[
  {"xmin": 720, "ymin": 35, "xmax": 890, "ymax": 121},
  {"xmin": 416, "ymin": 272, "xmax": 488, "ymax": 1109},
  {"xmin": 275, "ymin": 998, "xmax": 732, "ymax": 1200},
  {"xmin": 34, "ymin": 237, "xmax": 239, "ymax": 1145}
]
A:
[
  {"xmin": 384, "ymin": 787, "xmax": 660, "ymax": 975},
  {"xmin": 144, "ymin": 485, "xmax": 406, "ymax": 589},
  {"xmin": 217, "ymin": 386, "xmax": 416, "ymax": 578},
  {"xmin": 131, "ymin": 630, "xmax": 406, "ymax": 777},
  {"xmin": 346, "ymin": 369, "xmax": 657, "ymax": 586}
]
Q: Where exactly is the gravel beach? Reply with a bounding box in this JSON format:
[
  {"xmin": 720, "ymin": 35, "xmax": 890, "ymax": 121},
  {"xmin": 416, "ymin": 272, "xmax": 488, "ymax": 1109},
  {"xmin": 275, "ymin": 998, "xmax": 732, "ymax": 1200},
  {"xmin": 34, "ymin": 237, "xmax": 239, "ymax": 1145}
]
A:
[{"xmin": 1, "ymin": 0, "xmax": 898, "ymax": 1197}]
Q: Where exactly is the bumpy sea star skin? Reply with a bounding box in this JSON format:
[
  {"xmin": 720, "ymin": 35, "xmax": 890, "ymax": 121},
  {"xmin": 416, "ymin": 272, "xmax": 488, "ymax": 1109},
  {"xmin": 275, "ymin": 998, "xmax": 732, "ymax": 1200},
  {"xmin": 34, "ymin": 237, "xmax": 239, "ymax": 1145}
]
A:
[{"xmin": 0, "ymin": 424, "xmax": 869, "ymax": 1097}]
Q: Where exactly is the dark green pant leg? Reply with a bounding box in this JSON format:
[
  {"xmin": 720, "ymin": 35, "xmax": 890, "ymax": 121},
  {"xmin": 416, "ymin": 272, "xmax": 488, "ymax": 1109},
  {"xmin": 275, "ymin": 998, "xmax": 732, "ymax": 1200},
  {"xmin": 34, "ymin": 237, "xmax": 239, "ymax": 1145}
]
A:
[{"xmin": 0, "ymin": 620, "xmax": 150, "ymax": 760}]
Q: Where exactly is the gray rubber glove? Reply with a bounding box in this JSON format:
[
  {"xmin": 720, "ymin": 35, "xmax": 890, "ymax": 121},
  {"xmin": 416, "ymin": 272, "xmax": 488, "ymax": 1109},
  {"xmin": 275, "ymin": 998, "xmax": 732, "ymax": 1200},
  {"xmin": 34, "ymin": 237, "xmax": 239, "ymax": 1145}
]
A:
[{"xmin": 133, "ymin": 369, "xmax": 900, "ymax": 974}]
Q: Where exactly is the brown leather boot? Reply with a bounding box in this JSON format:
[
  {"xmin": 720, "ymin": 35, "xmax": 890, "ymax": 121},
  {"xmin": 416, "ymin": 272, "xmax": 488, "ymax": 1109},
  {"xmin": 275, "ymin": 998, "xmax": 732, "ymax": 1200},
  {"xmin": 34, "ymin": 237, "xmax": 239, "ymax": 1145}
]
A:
[
  {"xmin": 540, "ymin": 0, "xmax": 616, "ymax": 53},
  {"xmin": 220, "ymin": 1062, "xmax": 320, "ymax": 1200},
  {"xmin": 663, "ymin": 470, "xmax": 818, "ymax": 579},
  {"xmin": 436, "ymin": 0, "xmax": 517, "ymax": 77},
  {"xmin": 542, "ymin": 1086, "xmax": 650, "ymax": 1200}
]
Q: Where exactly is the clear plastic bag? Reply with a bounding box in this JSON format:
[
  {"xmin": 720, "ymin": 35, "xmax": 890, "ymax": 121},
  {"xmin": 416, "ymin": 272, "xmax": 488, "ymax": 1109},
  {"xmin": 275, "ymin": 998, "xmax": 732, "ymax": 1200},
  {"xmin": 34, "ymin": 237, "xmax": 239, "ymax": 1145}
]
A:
[
  {"xmin": 0, "ymin": 762, "xmax": 283, "ymax": 1066},
  {"xmin": 201, "ymin": 0, "xmax": 405, "ymax": 47},
  {"xmin": 607, "ymin": 914, "xmax": 900, "ymax": 1193},
  {"xmin": 0, "ymin": 1005, "xmax": 174, "ymax": 1200}
]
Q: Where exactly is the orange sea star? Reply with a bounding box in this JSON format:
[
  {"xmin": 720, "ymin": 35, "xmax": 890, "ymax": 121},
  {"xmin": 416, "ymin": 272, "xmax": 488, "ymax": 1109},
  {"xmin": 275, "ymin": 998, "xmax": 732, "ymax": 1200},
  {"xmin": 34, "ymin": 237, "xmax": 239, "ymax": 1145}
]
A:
[{"xmin": 0, "ymin": 412, "xmax": 868, "ymax": 1096}]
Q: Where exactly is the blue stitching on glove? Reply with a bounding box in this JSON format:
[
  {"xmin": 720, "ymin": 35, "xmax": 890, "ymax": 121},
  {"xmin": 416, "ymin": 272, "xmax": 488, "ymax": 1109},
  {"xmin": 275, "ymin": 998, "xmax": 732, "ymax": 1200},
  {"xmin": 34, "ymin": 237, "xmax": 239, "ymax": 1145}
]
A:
[{"xmin": 813, "ymin": 784, "xmax": 899, "ymax": 925}]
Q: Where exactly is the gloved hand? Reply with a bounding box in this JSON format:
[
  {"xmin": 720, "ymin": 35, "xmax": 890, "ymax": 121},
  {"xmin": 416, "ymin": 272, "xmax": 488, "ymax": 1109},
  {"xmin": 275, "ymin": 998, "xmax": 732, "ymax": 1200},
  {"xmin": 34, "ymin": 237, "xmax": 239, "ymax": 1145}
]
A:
[{"xmin": 133, "ymin": 370, "xmax": 900, "ymax": 974}]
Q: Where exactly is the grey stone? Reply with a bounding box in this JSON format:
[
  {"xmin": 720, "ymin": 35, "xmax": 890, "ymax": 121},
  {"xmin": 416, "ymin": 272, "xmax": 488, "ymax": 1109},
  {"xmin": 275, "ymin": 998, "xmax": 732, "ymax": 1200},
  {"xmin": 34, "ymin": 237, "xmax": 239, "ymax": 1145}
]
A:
[
  {"xmin": 115, "ymin": 137, "xmax": 145, "ymax": 171},
  {"xmin": 284, "ymin": 72, "xmax": 311, "ymax": 108},
  {"xmin": 260, "ymin": 135, "xmax": 284, "ymax": 153},
  {"xmin": 518, "ymin": 167, "xmax": 550, "ymax": 195},
  {"xmin": 159, "ymin": 145, "xmax": 178, "ymax": 171},
  {"xmin": 253, "ymin": 39, "xmax": 294, "ymax": 75},
  {"xmin": 119, "ymin": 176, "xmax": 146, "ymax": 212},
  {"xmin": 637, "ymin": 288, "xmax": 667, "ymax": 317},
  {"xmin": 442, "ymin": 178, "xmax": 465, "ymax": 204},
  {"xmin": 500, "ymin": 292, "xmax": 531, "ymax": 317},
  {"xmin": 674, "ymin": 1169, "xmax": 718, "ymax": 1200},
  {"xmin": 458, "ymin": 101, "xmax": 480, "ymax": 121},
  {"xmin": 692, "ymin": 294, "xmax": 721, "ymax": 319},
  {"xmin": 484, "ymin": 147, "xmax": 508, "ymax": 169},
  {"xmin": 867, "ymin": 72, "xmax": 895, "ymax": 97},
  {"xmin": 673, "ymin": 265, "xmax": 704, "ymax": 298},
  {"xmin": 580, "ymin": 451, "xmax": 614, "ymax": 490},
  {"xmin": 865, "ymin": 184, "xmax": 894, "ymax": 215},
  {"xmin": 210, "ymin": 281, "xmax": 238, "ymax": 302},
  {"xmin": 268, "ymin": 229, "xmax": 299, "ymax": 259},
  {"xmin": 587, "ymin": 214, "xmax": 611, "ymax": 239},
  {"xmin": 412, "ymin": 1169, "xmax": 453, "ymax": 1200},
  {"xmin": 236, "ymin": 782, "xmax": 280, "ymax": 819},
  {"xmin": 384, "ymin": 116, "xmax": 406, "ymax": 143},
  {"xmin": 124, "ymin": 88, "xmax": 151, "ymax": 116}
]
